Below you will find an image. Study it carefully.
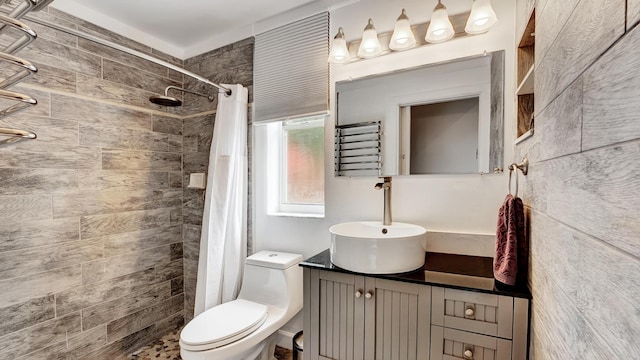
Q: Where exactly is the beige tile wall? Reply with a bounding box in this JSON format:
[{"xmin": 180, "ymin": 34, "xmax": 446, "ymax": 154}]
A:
[
  {"xmin": 0, "ymin": 6, "xmax": 188, "ymax": 359},
  {"xmin": 515, "ymin": 0, "xmax": 640, "ymax": 358}
]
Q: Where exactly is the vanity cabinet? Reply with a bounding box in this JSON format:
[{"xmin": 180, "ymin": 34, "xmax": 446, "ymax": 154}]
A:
[
  {"xmin": 301, "ymin": 251, "xmax": 530, "ymax": 360},
  {"xmin": 303, "ymin": 269, "xmax": 431, "ymax": 360}
]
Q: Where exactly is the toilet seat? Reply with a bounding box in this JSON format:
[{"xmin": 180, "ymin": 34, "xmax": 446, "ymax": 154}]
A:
[{"xmin": 180, "ymin": 299, "xmax": 268, "ymax": 352}]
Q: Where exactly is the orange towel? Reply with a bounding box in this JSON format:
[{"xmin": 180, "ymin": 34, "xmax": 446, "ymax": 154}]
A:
[{"xmin": 494, "ymin": 194, "xmax": 528, "ymax": 286}]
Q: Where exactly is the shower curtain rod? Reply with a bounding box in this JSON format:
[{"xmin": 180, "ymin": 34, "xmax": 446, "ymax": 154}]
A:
[{"xmin": 23, "ymin": 14, "xmax": 232, "ymax": 95}]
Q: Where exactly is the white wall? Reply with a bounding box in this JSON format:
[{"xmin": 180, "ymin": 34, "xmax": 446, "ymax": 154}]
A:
[
  {"xmin": 253, "ymin": 0, "xmax": 516, "ymax": 259},
  {"xmin": 410, "ymin": 98, "xmax": 480, "ymax": 174}
]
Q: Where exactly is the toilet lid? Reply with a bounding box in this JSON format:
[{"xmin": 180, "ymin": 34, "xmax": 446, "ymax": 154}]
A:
[{"xmin": 181, "ymin": 299, "xmax": 268, "ymax": 350}]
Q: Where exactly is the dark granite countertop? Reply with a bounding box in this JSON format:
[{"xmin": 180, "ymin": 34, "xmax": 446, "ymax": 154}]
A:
[{"xmin": 300, "ymin": 250, "xmax": 531, "ymax": 299}]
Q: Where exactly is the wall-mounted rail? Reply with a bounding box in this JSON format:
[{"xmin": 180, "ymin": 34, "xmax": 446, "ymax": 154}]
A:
[
  {"xmin": 0, "ymin": 126, "xmax": 36, "ymax": 145},
  {"xmin": 335, "ymin": 121, "xmax": 382, "ymax": 177},
  {"xmin": 0, "ymin": 0, "xmax": 53, "ymax": 146},
  {"xmin": 23, "ymin": 12, "xmax": 232, "ymax": 96},
  {"xmin": 0, "ymin": 52, "xmax": 37, "ymax": 88}
]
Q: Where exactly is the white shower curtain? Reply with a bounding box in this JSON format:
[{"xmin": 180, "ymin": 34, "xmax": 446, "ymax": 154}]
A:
[{"xmin": 194, "ymin": 84, "xmax": 249, "ymax": 316}]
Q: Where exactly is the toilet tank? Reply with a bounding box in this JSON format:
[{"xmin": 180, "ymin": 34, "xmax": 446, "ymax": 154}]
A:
[{"xmin": 238, "ymin": 251, "xmax": 303, "ymax": 311}]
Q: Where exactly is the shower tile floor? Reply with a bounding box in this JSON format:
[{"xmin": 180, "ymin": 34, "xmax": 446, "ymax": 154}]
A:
[{"xmin": 127, "ymin": 329, "xmax": 293, "ymax": 360}]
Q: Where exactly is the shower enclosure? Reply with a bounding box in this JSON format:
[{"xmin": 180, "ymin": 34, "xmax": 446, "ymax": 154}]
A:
[{"xmin": 0, "ymin": 3, "xmax": 255, "ymax": 358}]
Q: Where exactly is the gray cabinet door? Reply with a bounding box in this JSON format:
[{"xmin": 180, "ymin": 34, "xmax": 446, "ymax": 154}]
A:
[
  {"xmin": 366, "ymin": 278, "xmax": 431, "ymax": 360},
  {"xmin": 304, "ymin": 269, "xmax": 432, "ymax": 360},
  {"xmin": 304, "ymin": 269, "xmax": 365, "ymax": 360}
]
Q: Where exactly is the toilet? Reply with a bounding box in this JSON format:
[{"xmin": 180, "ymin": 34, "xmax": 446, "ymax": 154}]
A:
[{"xmin": 180, "ymin": 251, "xmax": 303, "ymax": 360}]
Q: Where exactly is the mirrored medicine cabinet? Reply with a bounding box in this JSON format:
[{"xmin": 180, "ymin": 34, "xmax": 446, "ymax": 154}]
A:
[{"xmin": 334, "ymin": 50, "xmax": 504, "ymax": 177}]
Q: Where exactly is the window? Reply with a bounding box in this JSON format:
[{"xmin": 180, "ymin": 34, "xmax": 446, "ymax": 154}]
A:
[
  {"xmin": 266, "ymin": 116, "xmax": 325, "ymax": 217},
  {"xmin": 253, "ymin": 12, "xmax": 328, "ymax": 218}
]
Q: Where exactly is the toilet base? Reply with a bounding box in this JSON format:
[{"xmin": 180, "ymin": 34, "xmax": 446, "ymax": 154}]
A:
[
  {"xmin": 243, "ymin": 333, "xmax": 277, "ymax": 360},
  {"xmin": 180, "ymin": 333, "xmax": 277, "ymax": 360}
]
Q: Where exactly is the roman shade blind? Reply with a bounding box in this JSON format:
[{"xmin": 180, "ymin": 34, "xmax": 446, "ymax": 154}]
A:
[{"xmin": 253, "ymin": 12, "xmax": 330, "ymax": 123}]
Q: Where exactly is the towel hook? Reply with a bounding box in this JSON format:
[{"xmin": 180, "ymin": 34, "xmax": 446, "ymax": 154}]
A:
[
  {"xmin": 508, "ymin": 156, "xmax": 529, "ymax": 175},
  {"xmin": 508, "ymin": 156, "xmax": 528, "ymax": 197}
]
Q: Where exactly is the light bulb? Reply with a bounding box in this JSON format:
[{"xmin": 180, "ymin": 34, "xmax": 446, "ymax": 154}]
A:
[
  {"xmin": 465, "ymin": 0, "xmax": 498, "ymax": 34},
  {"xmin": 357, "ymin": 19, "xmax": 382, "ymax": 58},
  {"xmin": 389, "ymin": 9, "xmax": 417, "ymax": 51},
  {"xmin": 328, "ymin": 27, "xmax": 351, "ymax": 64},
  {"xmin": 426, "ymin": 1, "xmax": 454, "ymax": 44}
]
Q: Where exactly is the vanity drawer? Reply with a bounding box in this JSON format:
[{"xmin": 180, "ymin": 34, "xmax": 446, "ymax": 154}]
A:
[
  {"xmin": 432, "ymin": 287, "xmax": 513, "ymax": 339},
  {"xmin": 430, "ymin": 326, "xmax": 512, "ymax": 360}
]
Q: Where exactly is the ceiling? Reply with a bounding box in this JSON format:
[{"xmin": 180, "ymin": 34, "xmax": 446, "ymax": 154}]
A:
[{"xmin": 50, "ymin": 0, "xmax": 349, "ymax": 59}]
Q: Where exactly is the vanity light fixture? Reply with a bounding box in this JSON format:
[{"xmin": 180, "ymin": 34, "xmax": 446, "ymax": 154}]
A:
[
  {"xmin": 328, "ymin": 1, "xmax": 498, "ymax": 64},
  {"xmin": 425, "ymin": 0, "xmax": 455, "ymax": 43},
  {"xmin": 465, "ymin": 0, "xmax": 498, "ymax": 34},
  {"xmin": 357, "ymin": 18, "xmax": 383, "ymax": 58},
  {"xmin": 389, "ymin": 9, "xmax": 417, "ymax": 51},
  {"xmin": 328, "ymin": 27, "xmax": 351, "ymax": 63}
]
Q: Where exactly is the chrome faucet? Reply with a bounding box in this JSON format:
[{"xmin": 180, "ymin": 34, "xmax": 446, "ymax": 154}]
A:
[{"xmin": 374, "ymin": 177, "xmax": 392, "ymax": 225}]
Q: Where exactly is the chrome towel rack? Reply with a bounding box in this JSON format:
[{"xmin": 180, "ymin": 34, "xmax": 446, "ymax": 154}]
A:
[
  {"xmin": 0, "ymin": 52, "xmax": 37, "ymax": 88},
  {"xmin": 335, "ymin": 121, "xmax": 382, "ymax": 176},
  {"xmin": 508, "ymin": 156, "xmax": 529, "ymax": 197},
  {"xmin": 0, "ymin": 0, "xmax": 53, "ymax": 146},
  {"xmin": 0, "ymin": 126, "xmax": 36, "ymax": 145},
  {"xmin": 0, "ymin": 88, "xmax": 37, "ymax": 117},
  {"xmin": 0, "ymin": 13, "xmax": 37, "ymax": 53},
  {"xmin": 1, "ymin": 0, "xmax": 51, "ymax": 26}
]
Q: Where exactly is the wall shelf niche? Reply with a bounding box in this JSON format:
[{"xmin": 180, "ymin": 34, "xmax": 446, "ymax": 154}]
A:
[
  {"xmin": 516, "ymin": 10, "xmax": 535, "ymax": 142},
  {"xmin": 516, "ymin": 65, "xmax": 534, "ymax": 95}
]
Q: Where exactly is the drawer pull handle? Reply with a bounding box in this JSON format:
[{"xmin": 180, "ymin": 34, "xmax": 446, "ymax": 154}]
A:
[
  {"xmin": 355, "ymin": 290, "xmax": 362, "ymax": 298},
  {"xmin": 365, "ymin": 291, "xmax": 374, "ymax": 299},
  {"xmin": 464, "ymin": 349, "xmax": 473, "ymax": 359},
  {"xmin": 465, "ymin": 305, "xmax": 475, "ymax": 317}
]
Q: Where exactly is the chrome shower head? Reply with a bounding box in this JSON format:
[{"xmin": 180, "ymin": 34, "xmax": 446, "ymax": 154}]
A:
[
  {"xmin": 149, "ymin": 85, "xmax": 214, "ymax": 107},
  {"xmin": 149, "ymin": 94, "xmax": 182, "ymax": 107}
]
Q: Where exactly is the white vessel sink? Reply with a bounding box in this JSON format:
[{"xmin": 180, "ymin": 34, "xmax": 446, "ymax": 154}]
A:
[{"xmin": 329, "ymin": 221, "xmax": 427, "ymax": 274}]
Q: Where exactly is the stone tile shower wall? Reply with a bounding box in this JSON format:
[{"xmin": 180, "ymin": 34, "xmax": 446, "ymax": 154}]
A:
[
  {"xmin": 515, "ymin": 0, "xmax": 640, "ymax": 358},
  {"xmin": 0, "ymin": 6, "xmax": 186, "ymax": 359},
  {"xmin": 181, "ymin": 38, "xmax": 254, "ymax": 321}
]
